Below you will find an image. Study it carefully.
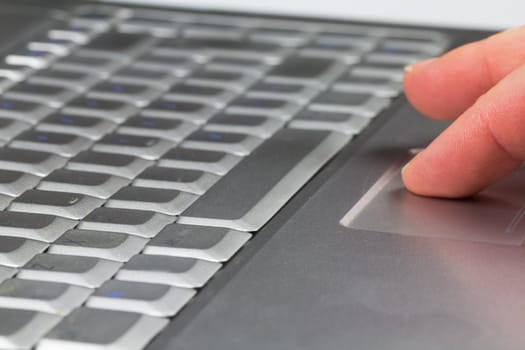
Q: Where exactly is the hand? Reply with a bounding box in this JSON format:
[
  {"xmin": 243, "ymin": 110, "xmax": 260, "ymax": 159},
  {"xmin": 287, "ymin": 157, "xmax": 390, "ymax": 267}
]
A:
[{"xmin": 401, "ymin": 26, "xmax": 525, "ymax": 198}]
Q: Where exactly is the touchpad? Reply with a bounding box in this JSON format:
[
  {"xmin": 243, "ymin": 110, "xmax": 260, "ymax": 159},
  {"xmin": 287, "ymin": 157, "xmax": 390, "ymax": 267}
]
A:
[{"xmin": 341, "ymin": 157, "xmax": 525, "ymax": 246}]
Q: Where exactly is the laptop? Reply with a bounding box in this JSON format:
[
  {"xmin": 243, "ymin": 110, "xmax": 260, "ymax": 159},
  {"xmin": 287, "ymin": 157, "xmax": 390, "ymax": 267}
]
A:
[{"xmin": 0, "ymin": 0, "xmax": 523, "ymax": 349}]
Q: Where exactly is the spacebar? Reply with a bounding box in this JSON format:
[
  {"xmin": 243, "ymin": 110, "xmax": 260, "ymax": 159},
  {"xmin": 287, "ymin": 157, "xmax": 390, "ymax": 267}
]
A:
[{"xmin": 177, "ymin": 129, "xmax": 350, "ymax": 231}]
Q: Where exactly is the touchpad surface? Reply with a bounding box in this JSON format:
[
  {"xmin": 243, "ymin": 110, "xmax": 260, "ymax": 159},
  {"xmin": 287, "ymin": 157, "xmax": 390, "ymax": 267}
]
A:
[{"xmin": 341, "ymin": 158, "xmax": 525, "ymax": 246}]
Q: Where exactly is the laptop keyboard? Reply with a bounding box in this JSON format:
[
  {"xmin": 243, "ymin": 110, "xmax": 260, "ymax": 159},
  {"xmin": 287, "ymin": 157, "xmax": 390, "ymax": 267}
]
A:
[{"xmin": 0, "ymin": 4, "xmax": 449, "ymax": 349}]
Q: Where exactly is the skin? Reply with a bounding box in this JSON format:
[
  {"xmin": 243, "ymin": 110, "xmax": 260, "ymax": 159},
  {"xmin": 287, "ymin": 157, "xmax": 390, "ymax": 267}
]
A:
[{"xmin": 402, "ymin": 25, "xmax": 525, "ymax": 198}]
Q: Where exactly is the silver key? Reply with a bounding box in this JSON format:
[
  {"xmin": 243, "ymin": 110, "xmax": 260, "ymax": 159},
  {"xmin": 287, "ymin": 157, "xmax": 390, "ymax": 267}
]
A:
[
  {"xmin": 349, "ymin": 61, "xmax": 406, "ymax": 81},
  {"xmin": 164, "ymin": 82, "xmax": 237, "ymax": 108},
  {"xmin": 48, "ymin": 26, "xmax": 93, "ymax": 45},
  {"xmin": 132, "ymin": 52, "xmax": 197, "ymax": 76},
  {"xmin": 0, "ymin": 279, "xmax": 91, "ymax": 315},
  {"xmin": 53, "ymin": 54, "xmax": 121, "ymax": 77},
  {"xmin": 0, "ymin": 148, "xmax": 66, "ymax": 176},
  {"xmin": 183, "ymin": 130, "xmax": 263, "ymax": 156},
  {"xmin": 142, "ymin": 98, "xmax": 217, "ymax": 125},
  {"xmin": 92, "ymin": 133, "xmax": 174, "ymax": 160},
  {"xmin": 0, "ymin": 118, "xmax": 31, "ymax": 141},
  {"xmin": 309, "ymin": 90, "xmax": 391, "ymax": 118},
  {"xmin": 67, "ymin": 151, "xmax": 153, "ymax": 179},
  {"xmin": 159, "ymin": 147, "xmax": 241, "ymax": 175},
  {"xmin": 4, "ymin": 82, "xmax": 78, "ymax": 108},
  {"xmin": 144, "ymin": 224, "xmax": 251, "ymax": 262},
  {"xmin": 111, "ymin": 66, "xmax": 178, "ymax": 88},
  {"xmin": 118, "ymin": 116, "xmax": 198, "ymax": 141},
  {"xmin": 50, "ymin": 229, "xmax": 147, "ymax": 262},
  {"xmin": 246, "ymin": 81, "xmax": 320, "ymax": 102},
  {"xmin": 0, "ymin": 237, "xmax": 48, "ymax": 267},
  {"xmin": 107, "ymin": 186, "xmax": 198, "ymax": 216},
  {"xmin": 87, "ymin": 280, "xmax": 195, "ymax": 317},
  {"xmin": 0, "ymin": 266, "xmax": 16, "ymax": 283},
  {"xmin": 0, "ymin": 63, "xmax": 31, "ymax": 82},
  {"xmin": 36, "ymin": 113, "xmax": 117, "ymax": 140},
  {"xmin": 28, "ymin": 36, "xmax": 73, "ymax": 57},
  {"xmin": 29, "ymin": 69, "xmax": 101, "ymax": 90},
  {"xmin": 0, "ymin": 98, "xmax": 53, "ymax": 125},
  {"xmin": 6, "ymin": 49, "xmax": 55, "ymax": 69},
  {"xmin": 38, "ymin": 169, "xmax": 129, "ymax": 199},
  {"xmin": 38, "ymin": 308, "xmax": 168, "ymax": 350},
  {"xmin": 19, "ymin": 254, "xmax": 122, "ymax": 288},
  {"xmin": 0, "ymin": 193, "xmax": 13, "ymax": 210},
  {"xmin": 9, "ymin": 190, "xmax": 104, "ymax": 220},
  {"xmin": 333, "ymin": 72, "xmax": 403, "ymax": 98},
  {"xmin": 205, "ymin": 113, "xmax": 284, "ymax": 138},
  {"xmin": 289, "ymin": 110, "xmax": 371, "ymax": 135},
  {"xmin": 134, "ymin": 166, "xmax": 219, "ymax": 195},
  {"xmin": 87, "ymin": 81, "xmax": 163, "ymax": 107},
  {"xmin": 10, "ymin": 130, "xmax": 92, "ymax": 157},
  {"xmin": 0, "ymin": 308, "xmax": 61, "ymax": 350},
  {"xmin": 187, "ymin": 68, "xmax": 257, "ymax": 91},
  {"xmin": 226, "ymin": 96, "xmax": 302, "ymax": 120},
  {"xmin": 0, "ymin": 211, "xmax": 77, "ymax": 242},
  {"xmin": 0, "ymin": 169, "xmax": 40, "ymax": 197},
  {"xmin": 80, "ymin": 207, "xmax": 174, "ymax": 238},
  {"xmin": 63, "ymin": 97, "xmax": 139, "ymax": 123},
  {"xmin": 116, "ymin": 254, "xmax": 221, "ymax": 288}
]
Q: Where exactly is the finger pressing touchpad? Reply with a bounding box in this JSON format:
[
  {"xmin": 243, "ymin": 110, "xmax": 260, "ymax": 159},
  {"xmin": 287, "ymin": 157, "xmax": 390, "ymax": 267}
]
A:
[{"xmin": 341, "ymin": 159, "xmax": 525, "ymax": 246}]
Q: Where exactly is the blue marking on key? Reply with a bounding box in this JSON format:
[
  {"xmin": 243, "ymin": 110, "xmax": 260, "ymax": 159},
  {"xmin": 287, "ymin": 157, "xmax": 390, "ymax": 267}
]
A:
[
  {"xmin": 112, "ymin": 84, "xmax": 124, "ymax": 93},
  {"xmin": 207, "ymin": 132, "xmax": 223, "ymax": 141},
  {"xmin": 36, "ymin": 134, "xmax": 49, "ymax": 142},
  {"xmin": 107, "ymin": 291, "xmax": 125, "ymax": 298},
  {"xmin": 29, "ymin": 50, "xmax": 45, "ymax": 57},
  {"xmin": 60, "ymin": 116, "xmax": 75, "ymax": 125},
  {"xmin": 86, "ymin": 100, "xmax": 99, "ymax": 108},
  {"xmin": 141, "ymin": 120, "xmax": 156, "ymax": 127},
  {"xmin": 0, "ymin": 101, "xmax": 14, "ymax": 109},
  {"xmin": 164, "ymin": 102, "xmax": 178, "ymax": 110}
]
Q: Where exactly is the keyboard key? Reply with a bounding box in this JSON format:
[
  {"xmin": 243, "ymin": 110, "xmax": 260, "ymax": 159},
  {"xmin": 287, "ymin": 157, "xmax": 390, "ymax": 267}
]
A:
[
  {"xmin": 134, "ymin": 166, "xmax": 219, "ymax": 195},
  {"xmin": 205, "ymin": 113, "xmax": 284, "ymax": 138},
  {"xmin": 142, "ymin": 99, "xmax": 216, "ymax": 124},
  {"xmin": 267, "ymin": 56, "xmax": 345, "ymax": 85},
  {"xmin": 0, "ymin": 118, "xmax": 31, "ymax": 141},
  {"xmin": 132, "ymin": 52, "xmax": 197, "ymax": 76},
  {"xmin": 10, "ymin": 190, "xmax": 104, "ymax": 220},
  {"xmin": 0, "ymin": 148, "xmax": 66, "ymax": 176},
  {"xmin": 0, "ymin": 308, "xmax": 60, "ymax": 350},
  {"xmin": 179, "ymin": 129, "xmax": 350, "ymax": 231},
  {"xmin": 80, "ymin": 207, "xmax": 174, "ymax": 238},
  {"xmin": 63, "ymin": 97, "xmax": 138, "ymax": 123},
  {"xmin": 206, "ymin": 56, "xmax": 269, "ymax": 73},
  {"xmin": 0, "ymin": 237, "xmax": 47, "ymax": 267},
  {"xmin": 333, "ymin": 72, "xmax": 403, "ymax": 98},
  {"xmin": 107, "ymin": 186, "xmax": 198, "ymax": 215},
  {"xmin": 48, "ymin": 25, "xmax": 94, "ymax": 45},
  {"xmin": 118, "ymin": 18, "xmax": 178, "ymax": 37},
  {"xmin": 0, "ymin": 169, "xmax": 40, "ymax": 197},
  {"xmin": 19, "ymin": 254, "xmax": 122, "ymax": 288},
  {"xmin": 29, "ymin": 68, "xmax": 101, "ymax": 90},
  {"xmin": 87, "ymin": 81, "xmax": 163, "ymax": 107},
  {"xmin": 349, "ymin": 61, "xmax": 406, "ymax": 81},
  {"xmin": 0, "ymin": 266, "xmax": 15, "ymax": 283},
  {"xmin": 309, "ymin": 90, "xmax": 391, "ymax": 118},
  {"xmin": 0, "ymin": 63, "xmax": 32, "ymax": 81},
  {"xmin": 92, "ymin": 133, "xmax": 174, "ymax": 160},
  {"xmin": 5, "ymin": 48, "xmax": 55, "ymax": 69},
  {"xmin": 144, "ymin": 224, "xmax": 251, "ymax": 262},
  {"xmin": 118, "ymin": 116, "xmax": 197, "ymax": 141},
  {"xmin": 164, "ymin": 82, "xmax": 236, "ymax": 107},
  {"xmin": 10, "ymin": 130, "xmax": 92, "ymax": 157},
  {"xmin": 116, "ymin": 255, "xmax": 221, "ymax": 288},
  {"xmin": 250, "ymin": 27, "xmax": 310, "ymax": 47},
  {"xmin": 87, "ymin": 280, "xmax": 195, "ymax": 317},
  {"xmin": 289, "ymin": 110, "xmax": 370, "ymax": 135},
  {"xmin": 39, "ymin": 169, "xmax": 129, "ymax": 199},
  {"xmin": 183, "ymin": 130, "xmax": 263, "ymax": 156},
  {"xmin": 159, "ymin": 147, "xmax": 241, "ymax": 175},
  {"xmin": 53, "ymin": 54, "xmax": 121, "ymax": 77},
  {"xmin": 301, "ymin": 38, "xmax": 369, "ymax": 62},
  {"xmin": 111, "ymin": 66, "xmax": 178, "ymax": 88},
  {"xmin": 0, "ymin": 279, "xmax": 91, "ymax": 314},
  {"xmin": 36, "ymin": 113, "xmax": 117, "ymax": 140},
  {"xmin": 28, "ymin": 36, "xmax": 73, "ymax": 56},
  {"xmin": 246, "ymin": 81, "xmax": 320, "ymax": 102},
  {"xmin": 187, "ymin": 68, "xmax": 256, "ymax": 91},
  {"xmin": 183, "ymin": 23, "xmax": 245, "ymax": 40},
  {"xmin": 50, "ymin": 229, "xmax": 147, "ymax": 262},
  {"xmin": 38, "ymin": 308, "xmax": 168, "ymax": 350},
  {"xmin": 4, "ymin": 82, "xmax": 78, "ymax": 107},
  {"xmin": 0, "ymin": 211, "xmax": 76, "ymax": 242},
  {"xmin": 226, "ymin": 96, "xmax": 302, "ymax": 120},
  {"xmin": 67, "ymin": 151, "xmax": 153, "ymax": 179},
  {"xmin": 78, "ymin": 32, "xmax": 150, "ymax": 58},
  {"xmin": 0, "ymin": 98, "xmax": 53, "ymax": 124}
]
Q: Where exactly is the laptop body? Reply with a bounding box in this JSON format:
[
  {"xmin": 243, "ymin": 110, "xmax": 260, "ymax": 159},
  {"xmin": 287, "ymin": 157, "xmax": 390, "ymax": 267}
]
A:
[{"xmin": 0, "ymin": 1, "xmax": 524, "ymax": 349}]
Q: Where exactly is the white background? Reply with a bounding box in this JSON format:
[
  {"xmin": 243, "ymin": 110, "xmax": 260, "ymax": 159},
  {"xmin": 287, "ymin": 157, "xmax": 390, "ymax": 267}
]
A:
[{"xmin": 106, "ymin": 0, "xmax": 523, "ymax": 30}]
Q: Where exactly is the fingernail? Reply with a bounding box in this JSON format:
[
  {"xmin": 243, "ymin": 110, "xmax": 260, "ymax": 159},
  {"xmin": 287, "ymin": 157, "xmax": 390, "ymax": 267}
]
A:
[
  {"xmin": 404, "ymin": 58, "xmax": 437, "ymax": 73},
  {"xmin": 401, "ymin": 160, "xmax": 411, "ymax": 175}
]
